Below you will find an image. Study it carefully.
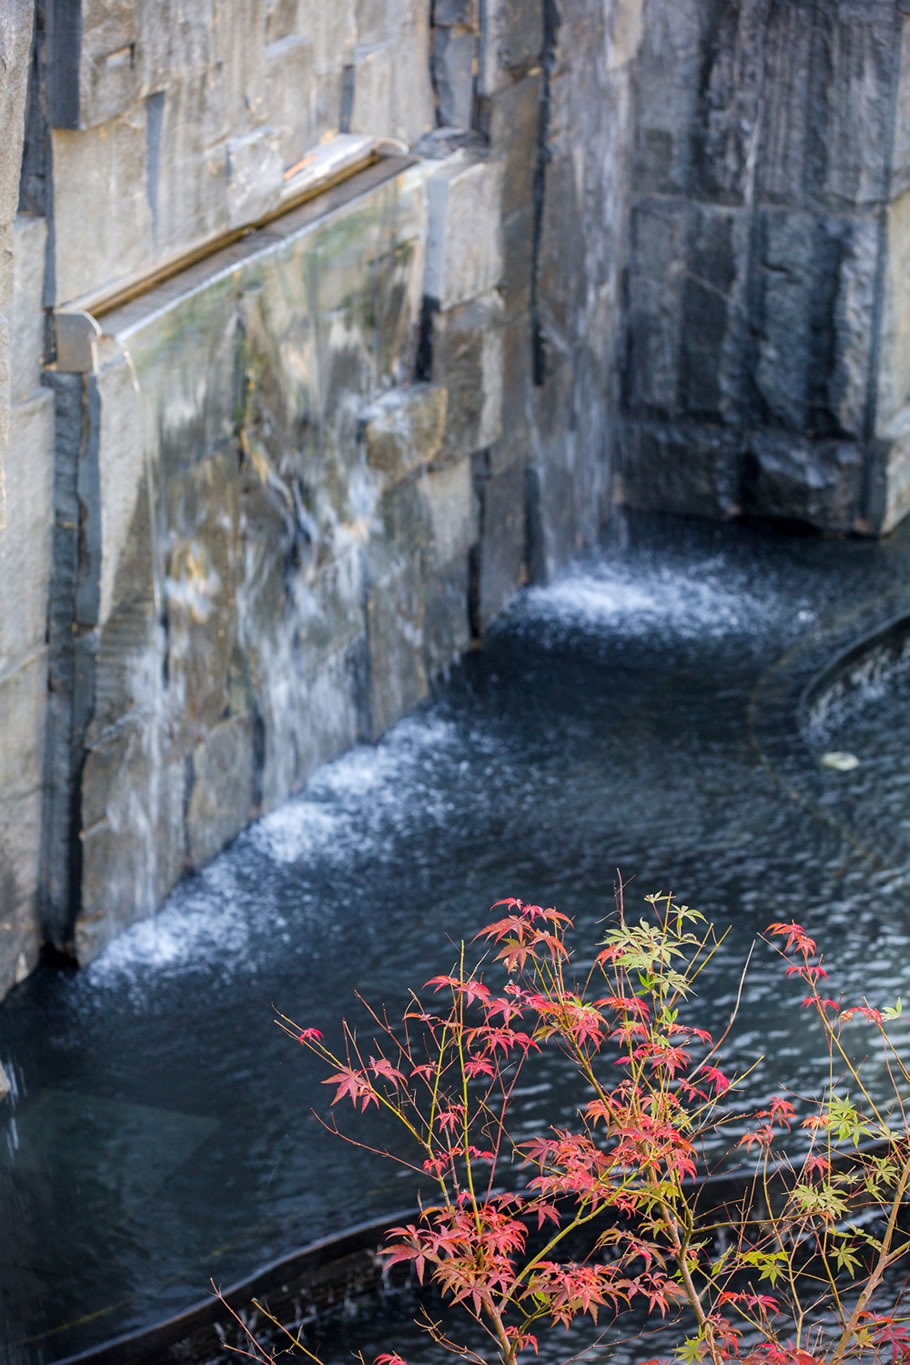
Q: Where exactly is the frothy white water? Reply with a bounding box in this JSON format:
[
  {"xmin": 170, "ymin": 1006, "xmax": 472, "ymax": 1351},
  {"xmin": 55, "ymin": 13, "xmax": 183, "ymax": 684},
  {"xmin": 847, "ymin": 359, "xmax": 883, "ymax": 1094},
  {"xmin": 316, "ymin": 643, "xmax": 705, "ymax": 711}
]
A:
[
  {"xmin": 84, "ymin": 858, "xmax": 250, "ymax": 987},
  {"xmin": 79, "ymin": 550, "xmax": 815, "ymax": 992},
  {"xmin": 522, "ymin": 556, "xmax": 817, "ymax": 642},
  {"xmin": 253, "ymin": 714, "xmax": 458, "ymax": 863},
  {"xmin": 83, "ymin": 715, "xmax": 461, "ymax": 988}
]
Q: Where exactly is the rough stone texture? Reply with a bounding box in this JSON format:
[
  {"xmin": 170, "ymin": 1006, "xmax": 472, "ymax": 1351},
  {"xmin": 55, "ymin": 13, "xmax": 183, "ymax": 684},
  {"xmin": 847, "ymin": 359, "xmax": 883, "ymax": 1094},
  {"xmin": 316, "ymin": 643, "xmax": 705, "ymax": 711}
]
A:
[
  {"xmin": 435, "ymin": 0, "xmax": 477, "ymax": 27},
  {"xmin": 46, "ymin": 0, "xmax": 440, "ymax": 307},
  {"xmin": 10, "ymin": 213, "xmax": 45, "ymax": 402},
  {"xmin": 432, "ymin": 25, "xmax": 475, "ymax": 129},
  {"xmin": 878, "ymin": 189, "xmax": 910, "ymax": 433},
  {"xmin": 0, "ymin": 390, "xmax": 54, "ymax": 676},
  {"xmin": 225, "ymin": 127, "xmax": 284, "ymax": 229},
  {"xmin": 361, "ymin": 383, "xmax": 448, "ymax": 482},
  {"xmin": 0, "ymin": 0, "xmax": 35, "ymax": 549},
  {"xmin": 349, "ymin": 28, "xmax": 435, "ymax": 147},
  {"xmin": 0, "ymin": 399, "xmax": 49, "ymax": 999},
  {"xmin": 432, "ymin": 292, "xmax": 504, "ymax": 463},
  {"xmin": 618, "ymin": 420, "xmax": 744, "ymax": 521},
  {"xmin": 472, "ymin": 458, "xmax": 525, "ymax": 633},
  {"xmin": 881, "ymin": 420, "xmax": 910, "ymax": 533},
  {"xmin": 0, "ymin": 652, "xmax": 46, "ymax": 999},
  {"xmin": 485, "ymin": 73, "xmax": 540, "ymax": 222},
  {"xmin": 6, "ymin": 0, "xmax": 910, "ymax": 998},
  {"xmin": 0, "ymin": 3, "xmax": 33, "ymax": 215},
  {"xmin": 478, "ymin": 0, "xmax": 543, "ymax": 96},
  {"xmin": 0, "ymin": 0, "xmax": 48, "ymax": 1002},
  {"xmin": 622, "ymin": 0, "xmax": 908, "ymax": 534},
  {"xmin": 530, "ymin": 1, "xmax": 639, "ymax": 577},
  {"xmin": 52, "ymin": 113, "xmax": 155, "ymax": 303},
  {"xmin": 422, "ymin": 455, "xmax": 476, "ymax": 568},
  {"xmin": 425, "ymin": 157, "xmax": 504, "ymax": 308},
  {"xmin": 743, "ymin": 429, "xmax": 866, "ymax": 532},
  {"xmin": 265, "ymin": 37, "xmax": 318, "ymax": 164}
]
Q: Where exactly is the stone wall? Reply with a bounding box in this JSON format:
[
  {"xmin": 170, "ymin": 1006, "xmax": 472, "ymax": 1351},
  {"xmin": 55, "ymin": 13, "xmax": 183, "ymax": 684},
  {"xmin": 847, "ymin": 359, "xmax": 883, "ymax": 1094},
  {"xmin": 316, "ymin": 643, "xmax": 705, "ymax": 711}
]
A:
[
  {"xmin": 619, "ymin": 0, "xmax": 910, "ymax": 535},
  {"xmin": 0, "ymin": 0, "xmax": 641, "ymax": 991},
  {"xmin": 0, "ymin": 0, "xmax": 49, "ymax": 995},
  {"xmin": 4, "ymin": 0, "xmax": 910, "ymax": 998}
]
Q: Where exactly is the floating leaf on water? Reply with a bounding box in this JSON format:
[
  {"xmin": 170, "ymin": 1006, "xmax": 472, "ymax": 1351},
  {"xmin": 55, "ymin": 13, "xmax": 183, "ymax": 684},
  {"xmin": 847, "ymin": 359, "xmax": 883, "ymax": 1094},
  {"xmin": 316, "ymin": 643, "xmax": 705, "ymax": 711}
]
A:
[{"xmin": 821, "ymin": 751, "xmax": 860, "ymax": 771}]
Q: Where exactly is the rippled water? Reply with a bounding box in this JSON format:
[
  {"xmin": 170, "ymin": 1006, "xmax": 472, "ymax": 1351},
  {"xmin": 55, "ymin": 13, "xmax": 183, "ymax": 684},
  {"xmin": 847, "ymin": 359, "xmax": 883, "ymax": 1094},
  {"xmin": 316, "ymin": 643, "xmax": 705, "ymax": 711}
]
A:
[{"xmin": 4, "ymin": 514, "xmax": 910, "ymax": 1363}]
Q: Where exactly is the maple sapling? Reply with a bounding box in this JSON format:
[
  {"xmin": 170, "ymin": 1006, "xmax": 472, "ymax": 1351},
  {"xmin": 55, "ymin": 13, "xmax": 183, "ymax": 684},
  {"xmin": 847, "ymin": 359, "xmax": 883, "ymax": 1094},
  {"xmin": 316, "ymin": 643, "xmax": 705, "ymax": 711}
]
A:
[{"xmin": 223, "ymin": 890, "xmax": 910, "ymax": 1365}]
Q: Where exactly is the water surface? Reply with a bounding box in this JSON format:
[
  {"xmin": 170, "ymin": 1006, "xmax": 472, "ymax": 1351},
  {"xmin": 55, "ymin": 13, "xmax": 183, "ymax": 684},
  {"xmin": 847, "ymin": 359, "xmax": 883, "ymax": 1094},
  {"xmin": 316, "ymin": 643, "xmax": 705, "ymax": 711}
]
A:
[{"xmin": 3, "ymin": 515, "xmax": 910, "ymax": 1362}]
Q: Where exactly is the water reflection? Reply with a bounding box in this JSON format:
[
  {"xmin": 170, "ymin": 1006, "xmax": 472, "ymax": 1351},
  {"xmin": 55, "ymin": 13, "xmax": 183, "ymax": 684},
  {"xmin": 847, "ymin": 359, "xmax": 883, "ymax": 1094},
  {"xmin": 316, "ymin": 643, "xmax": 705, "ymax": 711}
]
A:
[{"xmin": 3, "ymin": 515, "xmax": 910, "ymax": 1361}]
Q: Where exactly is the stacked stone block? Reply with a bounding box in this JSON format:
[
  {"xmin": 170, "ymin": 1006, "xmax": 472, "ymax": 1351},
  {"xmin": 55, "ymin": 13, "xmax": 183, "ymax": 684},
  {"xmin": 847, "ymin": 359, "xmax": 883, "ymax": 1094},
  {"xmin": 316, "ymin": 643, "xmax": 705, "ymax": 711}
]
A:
[
  {"xmin": 0, "ymin": 0, "xmax": 53, "ymax": 1001},
  {"xmin": 6, "ymin": 0, "xmax": 910, "ymax": 999},
  {"xmin": 620, "ymin": 0, "xmax": 910, "ymax": 535},
  {"xmin": 43, "ymin": 0, "xmax": 437, "ymax": 307},
  {"xmin": 527, "ymin": 0, "xmax": 641, "ymax": 576}
]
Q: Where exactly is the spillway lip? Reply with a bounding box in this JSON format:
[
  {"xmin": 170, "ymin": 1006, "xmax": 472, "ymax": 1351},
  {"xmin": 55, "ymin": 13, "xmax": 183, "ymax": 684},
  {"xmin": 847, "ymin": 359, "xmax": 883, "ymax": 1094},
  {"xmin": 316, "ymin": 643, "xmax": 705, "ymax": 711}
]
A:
[{"xmin": 49, "ymin": 1143, "xmax": 896, "ymax": 1365}]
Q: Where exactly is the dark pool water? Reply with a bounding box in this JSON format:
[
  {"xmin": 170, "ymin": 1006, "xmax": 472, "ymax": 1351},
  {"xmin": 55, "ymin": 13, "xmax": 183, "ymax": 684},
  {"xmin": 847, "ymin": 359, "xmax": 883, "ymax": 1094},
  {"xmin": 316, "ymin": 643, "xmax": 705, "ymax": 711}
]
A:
[{"xmin": 4, "ymin": 513, "xmax": 910, "ymax": 1363}]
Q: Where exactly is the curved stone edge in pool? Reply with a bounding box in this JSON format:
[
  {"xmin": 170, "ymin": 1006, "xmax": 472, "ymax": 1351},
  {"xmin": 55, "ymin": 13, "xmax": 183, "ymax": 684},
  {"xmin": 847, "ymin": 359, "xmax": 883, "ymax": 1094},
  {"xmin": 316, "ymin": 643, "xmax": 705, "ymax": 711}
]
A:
[
  {"xmin": 748, "ymin": 582, "xmax": 910, "ymax": 871},
  {"xmin": 50, "ymin": 1143, "xmax": 900, "ymax": 1365},
  {"xmin": 49, "ymin": 1209, "xmax": 420, "ymax": 1365}
]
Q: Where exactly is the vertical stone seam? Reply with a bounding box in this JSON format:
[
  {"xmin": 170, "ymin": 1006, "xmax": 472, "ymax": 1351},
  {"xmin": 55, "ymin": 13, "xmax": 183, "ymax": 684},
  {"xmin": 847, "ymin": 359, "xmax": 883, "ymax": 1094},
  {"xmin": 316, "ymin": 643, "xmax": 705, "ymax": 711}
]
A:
[
  {"xmin": 531, "ymin": 0, "xmax": 559, "ymax": 388},
  {"xmin": 859, "ymin": 4, "xmax": 905, "ymax": 529},
  {"xmin": 38, "ymin": 373, "xmax": 89, "ymax": 951},
  {"xmin": 732, "ymin": 0, "xmax": 771, "ymax": 477}
]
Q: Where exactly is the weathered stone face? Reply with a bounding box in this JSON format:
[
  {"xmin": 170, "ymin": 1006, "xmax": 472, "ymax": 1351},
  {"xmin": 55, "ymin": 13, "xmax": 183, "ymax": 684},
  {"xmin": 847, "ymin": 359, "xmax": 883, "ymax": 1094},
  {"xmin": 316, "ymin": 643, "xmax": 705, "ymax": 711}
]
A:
[
  {"xmin": 0, "ymin": 0, "xmax": 43, "ymax": 1003},
  {"xmin": 621, "ymin": 0, "xmax": 909, "ymax": 535},
  {"xmin": 53, "ymin": 162, "xmax": 493, "ymax": 956},
  {"xmin": 425, "ymin": 157, "xmax": 504, "ymax": 309},
  {"xmin": 7, "ymin": 0, "xmax": 910, "ymax": 1003}
]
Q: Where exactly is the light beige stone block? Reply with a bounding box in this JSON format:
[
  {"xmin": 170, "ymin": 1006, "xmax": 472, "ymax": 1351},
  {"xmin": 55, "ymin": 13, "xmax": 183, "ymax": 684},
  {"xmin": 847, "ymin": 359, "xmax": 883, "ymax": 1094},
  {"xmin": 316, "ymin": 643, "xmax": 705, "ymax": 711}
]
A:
[
  {"xmin": 0, "ymin": 389, "xmax": 54, "ymax": 675},
  {"xmin": 361, "ymin": 383, "xmax": 447, "ymax": 483},
  {"xmin": 11, "ymin": 214, "xmax": 47, "ymax": 402},
  {"xmin": 51, "ymin": 110, "xmax": 154, "ymax": 303},
  {"xmin": 425, "ymin": 157, "xmax": 504, "ymax": 308}
]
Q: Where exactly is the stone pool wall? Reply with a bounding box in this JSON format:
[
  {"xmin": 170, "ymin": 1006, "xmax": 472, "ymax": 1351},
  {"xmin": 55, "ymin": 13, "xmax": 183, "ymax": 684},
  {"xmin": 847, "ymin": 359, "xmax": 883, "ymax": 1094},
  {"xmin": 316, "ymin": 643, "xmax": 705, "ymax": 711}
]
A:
[
  {"xmin": 619, "ymin": 0, "xmax": 910, "ymax": 535},
  {"xmin": 3, "ymin": 0, "xmax": 910, "ymax": 997},
  {"xmin": 0, "ymin": 0, "xmax": 640, "ymax": 992}
]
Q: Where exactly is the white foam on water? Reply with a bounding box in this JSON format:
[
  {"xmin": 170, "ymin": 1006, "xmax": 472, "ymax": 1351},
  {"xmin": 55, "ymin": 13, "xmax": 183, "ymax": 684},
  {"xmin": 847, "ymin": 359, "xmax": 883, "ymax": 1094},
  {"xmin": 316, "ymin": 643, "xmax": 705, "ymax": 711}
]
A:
[
  {"xmin": 521, "ymin": 555, "xmax": 815, "ymax": 642},
  {"xmin": 253, "ymin": 714, "xmax": 459, "ymax": 863},
  {"xmin": 83, "ymin": 857, "xmax": 253, "ymax": 990},
  {"xmin": 255, "ymin": 802, "xmax": 342, "ymax": 866},
  {"xmin": 81, "ymin": 715, "xmax": 461, "ymax": 988}
]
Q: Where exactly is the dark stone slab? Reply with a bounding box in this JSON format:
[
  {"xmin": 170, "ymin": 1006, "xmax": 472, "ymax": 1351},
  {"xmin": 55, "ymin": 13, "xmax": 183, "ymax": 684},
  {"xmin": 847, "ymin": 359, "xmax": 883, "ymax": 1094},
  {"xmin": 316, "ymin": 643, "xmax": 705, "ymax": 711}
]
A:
[
  {"xmin": 432, "ymin": 25, "xmax": 475, "ymax": 129},
  {"xmin": 485, "ymin": 72, "xmax": 541, "ymax": 218},
  {"xmin": 692, "ymin": 0, "xmax": 768, "ymax": 206},
  {"xmin": 618, "ymin": 419, "xmax": 744, "ymax": 521},
  {"xmin": 680, "ymin": 202, "xmax": 750, "ymax": 424},
  {"xmin": 743, "ymin": 428, "xmax": 866, "ymax": 532},
  {"xmin": 625, "ymin": 197, "xmax": 689, "ymax": 418},
  {"xmin": 471, "ymin": 458, "xmax": 526, "ymax": 632},
  {"xmin": 806, "ymin": 0, "xmax": 898, "ymax": 211},
  {"xmin": 499, "ymin": 203, "xmax": 534, "ymax": 320}
]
